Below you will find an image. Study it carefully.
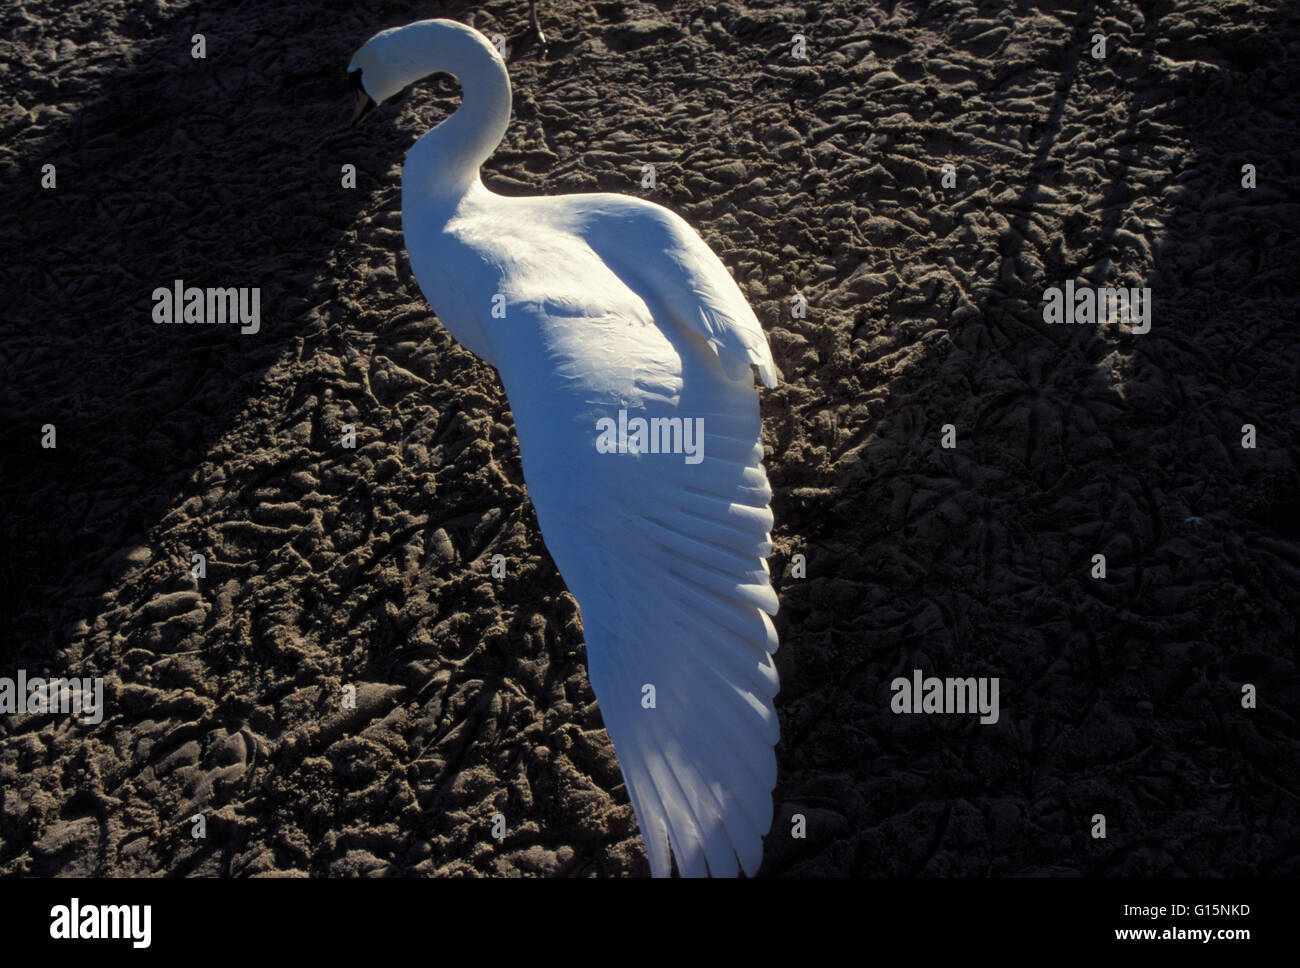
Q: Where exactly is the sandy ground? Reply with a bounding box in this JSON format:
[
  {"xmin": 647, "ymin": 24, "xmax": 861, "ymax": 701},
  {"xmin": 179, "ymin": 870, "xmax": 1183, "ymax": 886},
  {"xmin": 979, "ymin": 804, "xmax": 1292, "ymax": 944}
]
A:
[{"xmin": 1, "ymin": 0, "xmax": 1298, "ymax": 876}]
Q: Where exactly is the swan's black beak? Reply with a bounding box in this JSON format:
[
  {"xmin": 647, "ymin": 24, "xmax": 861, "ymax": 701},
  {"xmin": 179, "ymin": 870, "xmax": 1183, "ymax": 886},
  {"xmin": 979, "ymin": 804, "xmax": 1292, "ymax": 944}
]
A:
[
  {"xmin": 349, "ymin": 70, "xmax": 375, "ymax": 127},
  {"xmin": 351, "ymin": 89, "xmax": 376, "ymax": 126}
]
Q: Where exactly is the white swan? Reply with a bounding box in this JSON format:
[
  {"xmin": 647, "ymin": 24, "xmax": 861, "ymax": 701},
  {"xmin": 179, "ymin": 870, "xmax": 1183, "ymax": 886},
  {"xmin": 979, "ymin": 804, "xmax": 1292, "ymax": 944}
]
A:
[{"xmin": 349, "ymin": 19, "xmax": 781, "ymax": 877}]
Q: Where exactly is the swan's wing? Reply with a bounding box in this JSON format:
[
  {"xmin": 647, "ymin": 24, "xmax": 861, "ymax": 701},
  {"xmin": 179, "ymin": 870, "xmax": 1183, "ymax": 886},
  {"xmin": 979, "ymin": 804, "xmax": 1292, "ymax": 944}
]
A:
[
  {"xmin": 425, "ymin": 200, "xmax": 781, "ymax": 876},
  {"xmin": 510, "ymin": 363, "xmax": 781, "ymax": 878},
  {"xmin": 575, "ymin": 198, "xmax": 781, "ymax": 389}
]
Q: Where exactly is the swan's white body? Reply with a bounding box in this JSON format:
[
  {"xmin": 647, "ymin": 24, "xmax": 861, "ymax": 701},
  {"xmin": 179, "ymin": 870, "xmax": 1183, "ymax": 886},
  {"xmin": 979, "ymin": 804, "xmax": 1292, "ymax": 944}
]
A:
[{"xmin": 350, "ymin": 19, "xmax": 781, "ymax": 877}]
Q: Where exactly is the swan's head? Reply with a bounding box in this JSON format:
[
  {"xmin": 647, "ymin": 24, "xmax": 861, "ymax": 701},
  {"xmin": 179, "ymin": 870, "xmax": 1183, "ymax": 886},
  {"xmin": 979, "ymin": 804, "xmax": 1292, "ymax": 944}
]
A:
[{"xmin": 347, "ymin": 19, "xmax": 505, "ymax": 126}]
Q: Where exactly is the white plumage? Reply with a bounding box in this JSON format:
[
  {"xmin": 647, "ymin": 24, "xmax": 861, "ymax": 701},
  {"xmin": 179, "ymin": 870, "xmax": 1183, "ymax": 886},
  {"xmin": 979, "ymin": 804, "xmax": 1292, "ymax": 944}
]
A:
[{"xmin": 349, "ymin": 18, "xmax": 781, "ymax": 877}]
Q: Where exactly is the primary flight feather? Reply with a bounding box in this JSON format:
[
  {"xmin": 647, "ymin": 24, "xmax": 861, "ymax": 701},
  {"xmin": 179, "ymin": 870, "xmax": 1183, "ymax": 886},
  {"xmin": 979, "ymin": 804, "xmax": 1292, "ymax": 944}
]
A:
[{"xmin": 349, "ymin": 18, "xmax": 781, "ymax": 877}]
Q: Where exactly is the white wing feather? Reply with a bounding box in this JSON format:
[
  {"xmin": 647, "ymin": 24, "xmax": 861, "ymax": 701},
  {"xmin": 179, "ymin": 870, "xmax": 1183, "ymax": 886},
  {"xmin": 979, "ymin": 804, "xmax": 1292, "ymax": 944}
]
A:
[{"xmin": 577, "ymin": 198, "xmax": 780, "ymax": 389}]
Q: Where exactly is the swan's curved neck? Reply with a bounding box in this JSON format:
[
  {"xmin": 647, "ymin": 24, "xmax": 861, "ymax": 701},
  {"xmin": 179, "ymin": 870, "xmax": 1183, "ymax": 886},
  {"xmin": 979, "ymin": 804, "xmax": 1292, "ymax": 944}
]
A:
[{"xmin": 401, "ymin": 25, "xmax": 511, "ymax": 206}]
